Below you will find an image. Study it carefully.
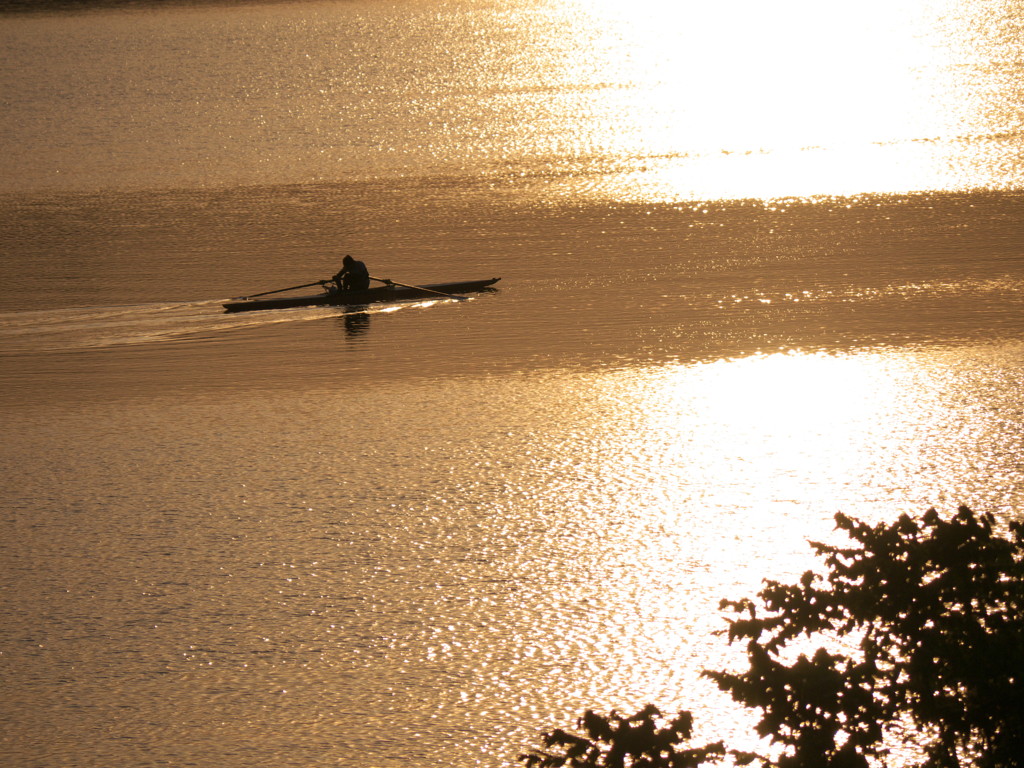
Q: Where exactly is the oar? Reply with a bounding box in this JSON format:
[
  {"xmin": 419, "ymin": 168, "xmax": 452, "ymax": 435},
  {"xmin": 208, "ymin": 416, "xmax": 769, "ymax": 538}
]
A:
[
  {"xmin": 232, "ymin": 280, "xmax": 326, "ymax": 301},
  {"xmin": 370, "ymin": 276, "xmax": 468, "ymax": 301}
]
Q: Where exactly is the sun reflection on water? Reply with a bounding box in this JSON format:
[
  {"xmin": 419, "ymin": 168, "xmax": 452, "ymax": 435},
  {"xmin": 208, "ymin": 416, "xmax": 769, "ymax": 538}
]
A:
[
  {"xmin": 529, "ymin": 0, "xmax": 1023, "ymax": 201},
  {"xmin": 487, "ymin": 344, "xmax": 1024, "ymax": 755},
  {"xmin": 607, "ymin": 347, "xmax": 1024, "ymax": 530},
  {"xmin": 4, "ymin": 0, "xmax": 1018, "ymax": 200},
  {"xmin": 6, "ymin": 340, "xmax": 1024, "ymax": 767},
  {"xmin": 368, "ymin": 344, "xmax": 999, "ymax": 766}
]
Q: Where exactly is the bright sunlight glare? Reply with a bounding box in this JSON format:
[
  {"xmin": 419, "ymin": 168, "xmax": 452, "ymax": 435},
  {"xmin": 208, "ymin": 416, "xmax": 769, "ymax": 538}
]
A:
[{"xmin": 542, "ymin": 0, "xmax": 1017, "ymax": 200}]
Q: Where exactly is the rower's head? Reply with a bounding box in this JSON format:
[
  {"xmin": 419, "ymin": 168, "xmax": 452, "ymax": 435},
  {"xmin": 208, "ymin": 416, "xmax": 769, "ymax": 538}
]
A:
[{"xmin": 343, "ymin": 254, "xmax": 354, "ymax": 266}]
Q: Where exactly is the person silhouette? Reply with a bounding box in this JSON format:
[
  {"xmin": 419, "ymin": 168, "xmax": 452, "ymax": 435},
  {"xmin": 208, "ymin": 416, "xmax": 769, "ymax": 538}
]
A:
[{"xmin": 332, "ymin": 255, "xmax": 370, "ymax": 291}]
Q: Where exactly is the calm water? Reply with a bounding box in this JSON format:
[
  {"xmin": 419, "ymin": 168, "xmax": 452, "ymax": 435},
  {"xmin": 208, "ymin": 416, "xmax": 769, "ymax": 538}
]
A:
[{"xmin": 2, "ymin": 1, "xmax": 1024, "ymax": 766}]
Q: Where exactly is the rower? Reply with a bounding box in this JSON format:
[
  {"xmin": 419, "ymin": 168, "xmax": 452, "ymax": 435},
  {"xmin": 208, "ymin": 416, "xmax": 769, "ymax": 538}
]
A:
[{"xmin": 332, "ymin": 255, "xmax": 370, "ymax": 291}]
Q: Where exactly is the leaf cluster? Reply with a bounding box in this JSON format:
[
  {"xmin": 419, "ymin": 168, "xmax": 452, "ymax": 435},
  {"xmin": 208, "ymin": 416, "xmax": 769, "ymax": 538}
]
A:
[
  {"xmin": 519, "ymin": 705, "xmax": 737, "ymax": 768},
  {"xmin": 708, "ymin": 506, "xmax": 1024, "ymax": 768},
  {"xmin": 522, "ymin": 507, "xmax": 1024, "ymax": 768}
]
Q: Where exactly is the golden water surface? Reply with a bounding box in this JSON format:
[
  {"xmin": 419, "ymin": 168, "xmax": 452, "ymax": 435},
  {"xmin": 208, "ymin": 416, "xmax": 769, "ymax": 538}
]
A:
[{"xmin": 1, "ymin": 1, "xmax": 1023, "ymax": 766}]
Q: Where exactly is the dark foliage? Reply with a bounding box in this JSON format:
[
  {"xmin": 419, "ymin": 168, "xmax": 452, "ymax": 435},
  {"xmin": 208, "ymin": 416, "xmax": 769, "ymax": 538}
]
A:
[
  {"xmin": 709, "ymin": 506, "xmax": 1024, "ymax": 768},
  {"xmin": 523, "ymin": 506, "xmax": 1024, "ymax": 768},
  {"xmin": 519, "ymin": 704, "xmax": 734, "ymax": 768}
]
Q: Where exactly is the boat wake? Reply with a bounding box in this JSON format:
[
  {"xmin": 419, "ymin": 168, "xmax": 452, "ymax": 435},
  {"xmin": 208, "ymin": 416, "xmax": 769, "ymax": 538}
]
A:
[{"xmin": 0, "ymin": 299, "xmax": 422, "ymax": 354}]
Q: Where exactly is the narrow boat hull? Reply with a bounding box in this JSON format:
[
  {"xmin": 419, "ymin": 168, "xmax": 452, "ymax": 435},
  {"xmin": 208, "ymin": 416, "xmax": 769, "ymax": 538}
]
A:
[{"xmin": 223, "ymin": 278, "xmax": 500, "ymax": 313}]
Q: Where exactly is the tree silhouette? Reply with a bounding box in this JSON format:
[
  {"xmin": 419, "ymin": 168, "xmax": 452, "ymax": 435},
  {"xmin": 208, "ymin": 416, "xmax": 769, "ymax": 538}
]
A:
[
  {"xmin": 522, "ymin": 507, "xmax": 1024, "ymax": 768},
  {"xmin": 519, "ymin": 704, "xmax": 730, "ymax": 768}
]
